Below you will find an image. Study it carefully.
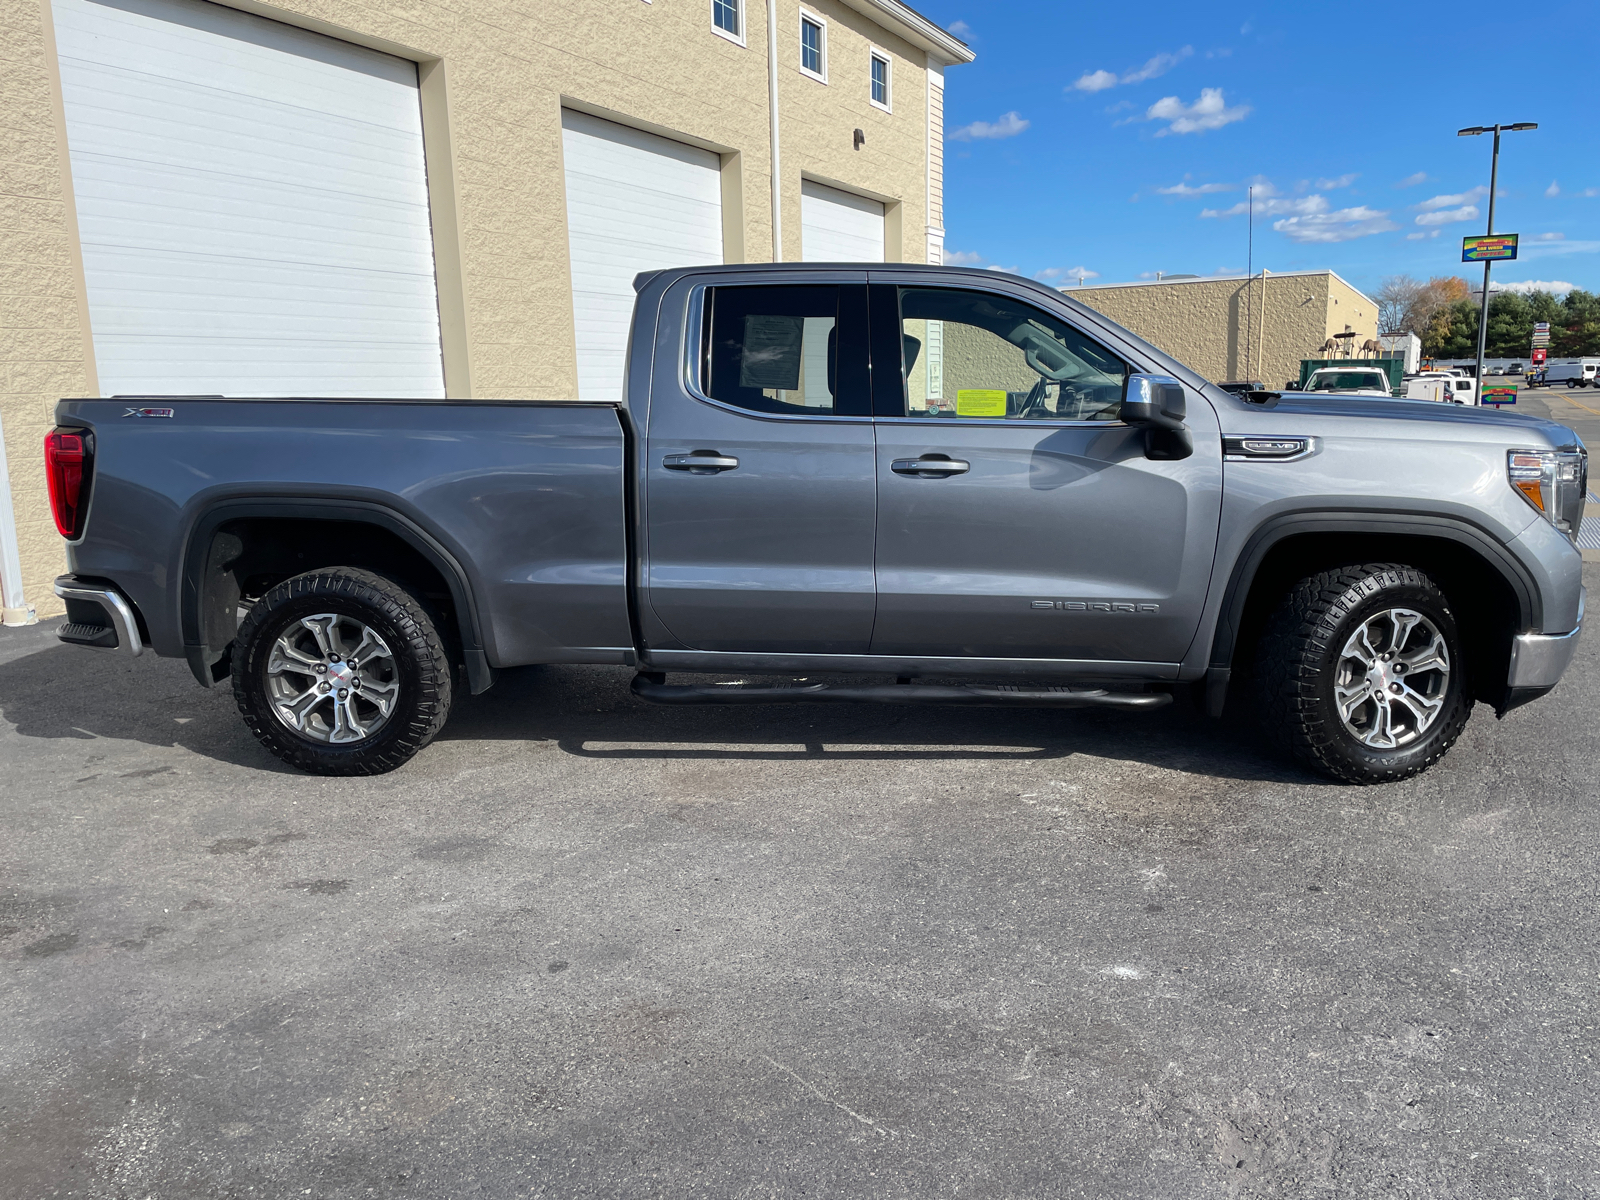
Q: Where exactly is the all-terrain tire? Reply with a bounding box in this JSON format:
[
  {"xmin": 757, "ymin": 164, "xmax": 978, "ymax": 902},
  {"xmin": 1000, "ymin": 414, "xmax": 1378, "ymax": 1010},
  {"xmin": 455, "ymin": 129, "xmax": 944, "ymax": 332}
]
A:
[
  {"xmin": 1256, "ymin": 563, "xmax": 1471, "ymax": 785},
  {"xmin": 233, "ymin": 568, "xmax": 453, "ymax": 775}
]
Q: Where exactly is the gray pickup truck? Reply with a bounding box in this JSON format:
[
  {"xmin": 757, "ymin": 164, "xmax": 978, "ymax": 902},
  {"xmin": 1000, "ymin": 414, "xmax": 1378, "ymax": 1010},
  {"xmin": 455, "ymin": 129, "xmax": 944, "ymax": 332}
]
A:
[{"xmin": 47, "ymin": 264, "xmax": 1586, "ymax": 784}]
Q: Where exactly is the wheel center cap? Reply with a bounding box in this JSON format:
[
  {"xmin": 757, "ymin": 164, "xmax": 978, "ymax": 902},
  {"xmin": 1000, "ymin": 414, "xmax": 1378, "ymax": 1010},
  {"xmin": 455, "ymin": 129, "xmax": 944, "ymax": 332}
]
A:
[{"xmin": 327, "ymin": 661, "xmax": 355, "ymax": 688}]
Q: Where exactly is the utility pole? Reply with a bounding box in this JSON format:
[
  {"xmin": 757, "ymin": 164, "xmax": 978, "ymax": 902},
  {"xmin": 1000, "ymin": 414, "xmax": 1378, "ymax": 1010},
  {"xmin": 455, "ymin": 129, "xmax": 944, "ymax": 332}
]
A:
[{"xmin": 1458, "ymin": 122, "xmax": 1536, "ymax": 401}]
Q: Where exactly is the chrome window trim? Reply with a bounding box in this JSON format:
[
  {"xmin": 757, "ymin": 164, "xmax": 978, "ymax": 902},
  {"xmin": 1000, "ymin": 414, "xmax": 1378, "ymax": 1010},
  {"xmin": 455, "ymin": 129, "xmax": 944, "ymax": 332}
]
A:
[{"xmin": 874, "ymin": 415, "xmax": 1129, "ymax": 430}]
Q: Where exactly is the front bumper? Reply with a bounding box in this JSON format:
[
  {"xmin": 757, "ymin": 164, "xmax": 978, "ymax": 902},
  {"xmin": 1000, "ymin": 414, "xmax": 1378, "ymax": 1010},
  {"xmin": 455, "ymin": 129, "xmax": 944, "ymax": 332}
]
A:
[{"xmin": 1507, "ymin": 587, "xmax": 1584, "ymax": 689}]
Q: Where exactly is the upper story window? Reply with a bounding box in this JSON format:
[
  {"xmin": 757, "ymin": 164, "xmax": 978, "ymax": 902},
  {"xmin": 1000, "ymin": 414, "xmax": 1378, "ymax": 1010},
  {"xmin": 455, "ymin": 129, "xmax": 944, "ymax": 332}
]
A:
[
  {"xmin": 712, "ymin": 0, "xmax": 743, "ymax": 44},
  {"xmin": 799, "ymin": 13, "xmax": 826, "ymax": 81},
  {"xmin": 869, "ymin": 51, "xmax": 891, "ymax": 110}
]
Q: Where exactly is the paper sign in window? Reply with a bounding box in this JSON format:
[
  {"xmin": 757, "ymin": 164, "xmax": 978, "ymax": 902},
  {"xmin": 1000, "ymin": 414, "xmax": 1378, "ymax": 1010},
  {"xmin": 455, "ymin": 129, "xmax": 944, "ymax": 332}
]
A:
[
  {"xmin": 956, "ymin": 389, "xmax": 1007, "ymax": 417},
  {"xmin": 739, "ymin": 315, "xmax": 804, "ymax": 390}
]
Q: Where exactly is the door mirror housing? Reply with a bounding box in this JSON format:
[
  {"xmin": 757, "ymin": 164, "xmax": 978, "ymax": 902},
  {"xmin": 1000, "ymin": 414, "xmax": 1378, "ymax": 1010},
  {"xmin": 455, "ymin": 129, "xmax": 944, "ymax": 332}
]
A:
[
  {"xmin": 1120, "ymin": 374, "xmax": 1192, "ymax": 461},
  {"xmin": 1120, "ymin": 374, "xmax": 1187, "ymax": 430}
]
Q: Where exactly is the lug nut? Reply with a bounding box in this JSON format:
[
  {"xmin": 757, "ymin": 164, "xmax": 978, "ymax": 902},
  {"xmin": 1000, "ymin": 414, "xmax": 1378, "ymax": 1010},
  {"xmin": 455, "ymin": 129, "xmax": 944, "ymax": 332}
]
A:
[
  {"xmin": 1390, "ymin": 683, "xmax": 1403, "ymax": 693},
  {"xmin": 1394, "ymin": 663, "xmax": 1406, "ymax": 674},
  {"xmin": 315, "ymin": 663, "xmax": 326, "ymax": 673},
  {"xmin": 351, "ymin": 678, "xmax": 362, "ymax": 689},
  {"xmin": 338, "ymin": 688, "xmax": 348, "ymax": 699},
  {"xmin": 319, "ymin": 682, "xmax": 331, "ymax": 693}
]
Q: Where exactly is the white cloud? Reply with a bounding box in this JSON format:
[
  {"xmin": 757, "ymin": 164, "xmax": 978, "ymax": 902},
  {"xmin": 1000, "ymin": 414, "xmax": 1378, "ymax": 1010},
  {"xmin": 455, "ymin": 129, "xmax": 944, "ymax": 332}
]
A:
[
  {"xmin": 948, "ymin": 111, "xmax": 1029, "ymax": 141},
  {"xmin": 1123, "ymin": 47, "xmax": 1193, "ymax": 83},
  {"xmin": 1416, "ymin": 186, "xmax": 1488, "ymax": 211},
  {"xmin": 1071, "ymin": 46, "xmax": 1191, "ymax": 93},
  {"xmin": 1494, "ymin": 279, "xmax": 1575, "ymax": 295},
  {"xmin": 1546, "ymin": 180, "xmax": 1560, "ymax": 197},
  {"xmin": 1315, "ymin": 173, "xmax": 1359, "ymax": 190},
  {"xmin": 947, "ymin": 19, "xmax": 972, "ymax": 39},
  {"xmin": 1405, "ymin": 231, "xmax": 1438, "ymax": 241},
  {"xmin": 985, "ymin": 264, "xmax": 1022, "ymax": 275},
  {"xmin": 944, "ymin": 249, "xmax": 984, "ymax": 266},
  {"xmin": 1146, "ymin": 88, "xmax": 1250, "ymax": 136},
  {"xmin": 1522, "ymin": 239, "xmax": 1600, "ymax": 257},
  {"xmin": 1537, "ymin": 232, "xmax": 1566, "ymax": 241},
  {"xmin": 1201, "ymin": 194, "xmax": 1327, "ymax": 219},
  {"xmin": 1072, "ymin": 69, "xmax": 1119, "ymax": 93},
  {"xmin": 1158, "ymin": 180, "xmax": 1234, "ymax": 196},
  {"xmin": 1586, "ymin": 189, "xmax": 1600, "ymax": 198},
  {"xmin": 1396, "ymin": 172, "xmax": 1429, "ymax": 188},
  {"xmin": 1415, "ymin": 205, "xmax": 1479, "ymax": 226},
  {"xmin": 1272, "ymin": 206, "xmax": 1400, "ymax": 244},
  {"xmin": 1037, "ymin": 266, "xmax": 1099, "ymax": 283}
]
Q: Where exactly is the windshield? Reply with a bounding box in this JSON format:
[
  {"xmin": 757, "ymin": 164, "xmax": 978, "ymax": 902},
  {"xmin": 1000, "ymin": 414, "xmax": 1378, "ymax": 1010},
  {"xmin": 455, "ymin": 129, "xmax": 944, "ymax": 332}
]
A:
[{"xmin": 1309, "ymin": 372, "xmax": 1387, "ymax": 391}]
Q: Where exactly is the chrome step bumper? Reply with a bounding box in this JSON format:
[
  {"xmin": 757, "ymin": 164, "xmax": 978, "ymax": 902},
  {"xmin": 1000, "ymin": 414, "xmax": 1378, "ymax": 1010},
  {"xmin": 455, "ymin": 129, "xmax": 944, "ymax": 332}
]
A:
[{"xmin": 53, "ymin": 576, "xmax": 143, "ymax": 656}]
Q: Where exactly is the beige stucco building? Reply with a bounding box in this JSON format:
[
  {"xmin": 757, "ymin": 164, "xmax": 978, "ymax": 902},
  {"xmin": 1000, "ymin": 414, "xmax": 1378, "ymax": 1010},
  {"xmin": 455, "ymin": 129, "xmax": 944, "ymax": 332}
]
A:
[
  {"xmin": 0, "ymin": 0, "xmax": 971, "ymax": 621},
  {"xmin": 1068, "ymin": 271, "xmax": 1380, "ymax": 389}
]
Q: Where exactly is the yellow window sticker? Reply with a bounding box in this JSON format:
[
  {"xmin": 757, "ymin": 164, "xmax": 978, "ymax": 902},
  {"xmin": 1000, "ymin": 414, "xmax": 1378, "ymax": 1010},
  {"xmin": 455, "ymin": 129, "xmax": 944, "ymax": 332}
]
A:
[{"xmin": 955, "ymin": 389, "xmax": 1007, "ymax": 417}]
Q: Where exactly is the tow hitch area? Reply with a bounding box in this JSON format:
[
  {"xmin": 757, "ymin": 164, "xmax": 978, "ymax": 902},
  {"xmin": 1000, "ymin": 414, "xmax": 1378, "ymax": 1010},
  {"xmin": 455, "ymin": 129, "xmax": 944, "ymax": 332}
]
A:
[{"xmin": 630, "ymin": 674, "xmax": 1172, "ymax": 709}]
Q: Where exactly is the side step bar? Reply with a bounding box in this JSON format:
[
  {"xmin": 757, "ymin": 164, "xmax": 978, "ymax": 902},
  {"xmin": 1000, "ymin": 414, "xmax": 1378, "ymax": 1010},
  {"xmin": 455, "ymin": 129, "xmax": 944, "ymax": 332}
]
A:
[{"xmin": 630, "ymin": 673, "xmax": 1172, "ymax": 710}]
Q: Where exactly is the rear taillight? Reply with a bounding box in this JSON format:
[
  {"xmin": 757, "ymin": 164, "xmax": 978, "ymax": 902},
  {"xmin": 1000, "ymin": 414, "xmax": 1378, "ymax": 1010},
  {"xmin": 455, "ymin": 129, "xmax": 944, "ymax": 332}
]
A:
[{"xmin": 45, "ymin": 429, "xmax": 93, "ymax": 539}]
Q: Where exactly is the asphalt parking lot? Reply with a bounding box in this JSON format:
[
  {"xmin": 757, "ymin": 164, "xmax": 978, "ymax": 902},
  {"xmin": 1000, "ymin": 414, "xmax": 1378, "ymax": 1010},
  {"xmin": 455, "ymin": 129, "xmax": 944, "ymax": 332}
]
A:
[{"xmin": 3, "ymin": 561, "xmax": 1598, "ymax": 1199}]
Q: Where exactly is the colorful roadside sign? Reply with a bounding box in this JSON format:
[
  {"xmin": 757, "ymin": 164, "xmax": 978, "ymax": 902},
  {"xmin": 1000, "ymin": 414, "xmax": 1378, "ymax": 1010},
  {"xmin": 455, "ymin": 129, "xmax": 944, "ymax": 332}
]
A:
[
  {"xmin": 1531, "ymin": 321, "xmax": 1551, "ymax": 348},
  {"xmin": 1462, "ymin": 234, "xmax": 1518, "ymax": 262},
  {"xmin": 1534, "ymin": 322, "xmax": 1551, "ymax": 333},
  {"xmin": 1533, "ymin": 348, "xmax": 1548, "ymax": 364},
  {"xmin": 1482, "ymin": 384, "xmax": 1518, "ymax": 407}
]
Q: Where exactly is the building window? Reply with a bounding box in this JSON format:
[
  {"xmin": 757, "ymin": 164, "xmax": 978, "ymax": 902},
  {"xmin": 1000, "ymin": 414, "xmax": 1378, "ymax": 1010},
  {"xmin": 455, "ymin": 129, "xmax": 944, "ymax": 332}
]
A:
[
  {"xmin": 869, "ymin": 52, "xmax": 891, "ymax": 110},
  {"xmin": 799, "ymin": 13, "xmax": 826, "ymax": 81},
  {"xmin": 712, "ymin": 0, "xmax": 742, "ymax": 43}
]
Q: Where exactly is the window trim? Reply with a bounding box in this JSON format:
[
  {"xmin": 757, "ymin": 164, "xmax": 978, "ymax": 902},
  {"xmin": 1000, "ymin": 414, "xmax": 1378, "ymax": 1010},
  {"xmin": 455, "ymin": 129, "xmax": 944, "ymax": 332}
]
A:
[
  {"xmin": 868, "ymin": 48, "xmax": 892, "ymax": 112},
  {"xmin": 871, "ymin": 282, "xmax": 1133, "ymax": 425},
  {"xmin": 798, "ymin": 9, "xmax": 828, "ymax": 83},
  {"xmin": 711, "ymin": 0, "xmax": 746, "ymax": 47}
]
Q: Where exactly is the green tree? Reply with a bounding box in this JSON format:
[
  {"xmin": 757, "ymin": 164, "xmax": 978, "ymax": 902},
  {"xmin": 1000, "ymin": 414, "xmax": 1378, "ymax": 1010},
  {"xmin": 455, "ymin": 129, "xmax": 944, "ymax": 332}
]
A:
[
  {"xmin": 1554, "ymin": 290, "xmax": 1600, "ymax": 356},
  {"xmin": 1423, "ymin": 298, "xmax": 1480, "ymax": 359},
  {"xmin": 1485, "ymin": 291, "xmax": 1533, "ymax": 357}
]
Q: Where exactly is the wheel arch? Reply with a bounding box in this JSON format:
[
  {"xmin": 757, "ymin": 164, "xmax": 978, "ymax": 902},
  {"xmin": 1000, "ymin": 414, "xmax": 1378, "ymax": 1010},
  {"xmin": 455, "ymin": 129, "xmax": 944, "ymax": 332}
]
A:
[
  {"xmin": 1209, "ymin": 513, "xmax": 1537, "ymax": 711},
  {"xmin": 180, "ymin": 498, "xmax": 495, "ymax": 695}
]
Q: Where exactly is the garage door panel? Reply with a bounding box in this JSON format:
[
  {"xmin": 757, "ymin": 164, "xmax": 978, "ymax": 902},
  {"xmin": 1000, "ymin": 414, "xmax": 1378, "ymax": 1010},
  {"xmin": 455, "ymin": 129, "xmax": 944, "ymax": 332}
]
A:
[
  {"xmin": 53, "ymin": 0, "xmax": 444, "ymax": 398},
  {"xmin": 562, "ymin": 109, "xmax": 722, "ymax": 401},
  {"xmin": 801, "ymin": 179, "xmax": 885, "ymax": 263}
]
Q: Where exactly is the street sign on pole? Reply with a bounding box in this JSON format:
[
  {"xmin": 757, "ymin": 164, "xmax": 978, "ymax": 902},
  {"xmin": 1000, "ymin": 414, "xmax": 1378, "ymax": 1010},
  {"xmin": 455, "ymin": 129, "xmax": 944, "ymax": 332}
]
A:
[
  {"xmin": 1462, "ymin": 234, "xmax": 1519, "ymax": 262},
  {"xmin": 1482, "ymin": 384, "xmax": 1519, "ymax": 406},
  {"xmin": 1532, "ymin": 348, "xmax": 1547, "ymax": 364}
]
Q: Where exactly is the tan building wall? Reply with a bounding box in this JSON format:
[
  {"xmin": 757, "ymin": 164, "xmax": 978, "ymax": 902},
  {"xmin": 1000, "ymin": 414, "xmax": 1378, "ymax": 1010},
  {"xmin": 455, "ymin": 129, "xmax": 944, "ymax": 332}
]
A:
[
  {"xmin": 1068, "ymin": 271, "xmax": 1379, "ymax": 389},
  {"xmin": 0, "ymin": 0, "xmax": 969, "ymax": 619}
]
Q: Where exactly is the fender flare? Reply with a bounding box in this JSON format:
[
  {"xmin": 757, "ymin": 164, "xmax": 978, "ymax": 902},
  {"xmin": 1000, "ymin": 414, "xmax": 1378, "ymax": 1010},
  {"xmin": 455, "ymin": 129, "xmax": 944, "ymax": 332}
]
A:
[
  {"xmin": 179, "ymin": 496, "xmax": 495, "ymax": 694},
  {"xmin": 1207, "ymin": 509, "xmax": 1540, "ymax": 672}
]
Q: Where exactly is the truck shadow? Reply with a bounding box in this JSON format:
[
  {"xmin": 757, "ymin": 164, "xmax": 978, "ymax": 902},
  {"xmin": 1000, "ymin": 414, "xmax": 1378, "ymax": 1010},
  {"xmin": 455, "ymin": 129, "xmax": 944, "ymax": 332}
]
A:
[{"xmin": 0, "ymin": 637, "xmax": 1321, "ymax": 785}]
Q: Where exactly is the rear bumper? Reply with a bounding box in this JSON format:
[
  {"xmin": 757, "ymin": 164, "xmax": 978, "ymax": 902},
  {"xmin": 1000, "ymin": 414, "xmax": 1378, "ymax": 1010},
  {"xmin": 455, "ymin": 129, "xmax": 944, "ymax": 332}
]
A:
[
  {"xmin": 54, "ymin": 576, "xmax": 144, "ymax": 657},
  {"xmin": 1507, "ymin": 587, "xmax": 1584, "ymax": 689}
]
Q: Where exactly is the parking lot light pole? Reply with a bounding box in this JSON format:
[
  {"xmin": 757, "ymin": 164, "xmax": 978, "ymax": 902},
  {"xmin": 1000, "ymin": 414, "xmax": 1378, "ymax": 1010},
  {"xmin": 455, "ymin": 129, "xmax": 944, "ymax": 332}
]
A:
[{"xmin": 1458, "ymin": 122, "xmax": 1536, "ymax": 400}]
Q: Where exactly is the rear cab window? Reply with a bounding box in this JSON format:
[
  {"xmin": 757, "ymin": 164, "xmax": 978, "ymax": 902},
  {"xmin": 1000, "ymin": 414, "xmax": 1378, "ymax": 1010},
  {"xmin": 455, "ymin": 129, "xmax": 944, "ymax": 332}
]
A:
[{"xmin": 698, "ymin": 284, "xmax": 870, "ymax": 416}]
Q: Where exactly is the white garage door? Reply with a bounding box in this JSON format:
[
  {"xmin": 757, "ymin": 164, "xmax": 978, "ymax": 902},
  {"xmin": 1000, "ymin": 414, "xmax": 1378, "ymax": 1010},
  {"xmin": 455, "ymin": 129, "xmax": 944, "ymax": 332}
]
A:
[
  {"xmin": 52, "ymin": 0, "xmax": 444, "ymax": 398},
  {"xmin": 801, "ymin": 180, "xmax": 885, "ymax": 263},
  {"xmin": 562, "ymin": 110, "xmax": 723, "ymax": 401}
]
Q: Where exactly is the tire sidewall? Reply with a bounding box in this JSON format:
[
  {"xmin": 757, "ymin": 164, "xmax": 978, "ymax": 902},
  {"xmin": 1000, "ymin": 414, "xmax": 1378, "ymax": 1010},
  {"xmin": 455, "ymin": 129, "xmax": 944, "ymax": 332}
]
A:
[
  {"xmin": 234, "ymin": 570, "xmax": 449, "ymax": 774},
  {"xmin": 1309, "ymin": 578, "xmax": 1467, "ymax": 778}
]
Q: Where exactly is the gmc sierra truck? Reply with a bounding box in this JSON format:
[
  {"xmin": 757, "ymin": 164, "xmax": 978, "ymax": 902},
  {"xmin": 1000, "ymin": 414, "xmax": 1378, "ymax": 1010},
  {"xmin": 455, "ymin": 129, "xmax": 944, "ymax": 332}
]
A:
[{"xmin": 47, "ymin": 264, "xmax": 1587, "ymax": 784}]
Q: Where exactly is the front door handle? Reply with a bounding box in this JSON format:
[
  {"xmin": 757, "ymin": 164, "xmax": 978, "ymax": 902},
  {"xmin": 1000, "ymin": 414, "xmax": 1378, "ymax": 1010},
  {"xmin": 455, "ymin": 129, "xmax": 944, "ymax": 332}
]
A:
[
  {"xmin": 891, "ymin": 455, "xmax": 970, "ymax": 477},
  {"xmin": 663, "ymin": 452, "xmax": 740, "ymax": 474}
]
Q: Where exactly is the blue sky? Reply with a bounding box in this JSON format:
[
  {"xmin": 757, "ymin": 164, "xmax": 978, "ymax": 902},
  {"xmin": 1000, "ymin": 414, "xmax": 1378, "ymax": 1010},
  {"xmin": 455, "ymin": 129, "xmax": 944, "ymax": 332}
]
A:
[{"xmin": 916, "ymin": 0, "xmax": 1599, "ymax": 297}]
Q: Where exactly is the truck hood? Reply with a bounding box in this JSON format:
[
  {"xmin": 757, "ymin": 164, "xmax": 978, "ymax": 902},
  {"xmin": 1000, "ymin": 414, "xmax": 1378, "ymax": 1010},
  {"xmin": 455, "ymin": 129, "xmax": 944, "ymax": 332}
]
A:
[{"xmin": 1253, "ymin": 391, "xmax": 1584, "ymax": 449}]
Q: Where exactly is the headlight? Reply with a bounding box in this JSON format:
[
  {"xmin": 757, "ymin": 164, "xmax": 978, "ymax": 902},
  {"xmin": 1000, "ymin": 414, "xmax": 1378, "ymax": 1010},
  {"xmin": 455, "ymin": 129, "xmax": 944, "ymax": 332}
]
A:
[{"xmin": 1508, "ymin": 448, "xmax": 1588, "ymax": 541}]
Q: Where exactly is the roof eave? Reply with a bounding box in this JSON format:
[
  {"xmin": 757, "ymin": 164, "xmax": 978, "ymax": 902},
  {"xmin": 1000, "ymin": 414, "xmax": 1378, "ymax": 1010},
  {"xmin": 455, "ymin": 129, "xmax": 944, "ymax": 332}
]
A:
[{"xmin": 835, "ymin": 0, "xmax": 975, "ymax": 64}]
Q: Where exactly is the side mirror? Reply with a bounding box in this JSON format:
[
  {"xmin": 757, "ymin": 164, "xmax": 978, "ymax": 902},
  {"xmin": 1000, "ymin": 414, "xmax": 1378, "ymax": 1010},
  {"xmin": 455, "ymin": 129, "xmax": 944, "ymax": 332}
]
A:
[
  {"xmin": 1120, "ymin": 374, "xmax": 1187, "ymax": 430},
  {"xmin": 1120, "ymin": 374, "xmax": 1192, "ymax": 460}
]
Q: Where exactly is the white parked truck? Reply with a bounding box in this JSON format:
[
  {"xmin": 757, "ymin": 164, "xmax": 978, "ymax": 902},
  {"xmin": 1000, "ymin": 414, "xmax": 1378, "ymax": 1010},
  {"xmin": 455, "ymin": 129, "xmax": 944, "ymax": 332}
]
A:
[
  {"xmin": 1545, "ymin": 359, "xmax": 1600, "ymax": 388},
  {"xmin": 1303, "ymin": 366, "xmax": 1396, "ymax": 398}
]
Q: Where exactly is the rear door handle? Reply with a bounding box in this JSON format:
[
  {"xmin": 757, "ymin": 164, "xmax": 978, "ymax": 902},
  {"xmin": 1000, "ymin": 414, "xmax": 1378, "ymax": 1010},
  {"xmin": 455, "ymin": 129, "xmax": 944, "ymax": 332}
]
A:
[
  {"xmin": 891, "ymin": 456, "xmax": 970, "ymax": 477},
  {"xmin": 663, "ymin": 453, "xmax": 740, "ymax": 474}
]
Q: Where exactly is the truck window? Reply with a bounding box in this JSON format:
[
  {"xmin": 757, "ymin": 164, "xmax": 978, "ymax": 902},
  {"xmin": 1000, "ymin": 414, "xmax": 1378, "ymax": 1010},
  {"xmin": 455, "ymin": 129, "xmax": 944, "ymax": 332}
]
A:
[
  {"xmin": 891, "ymin": 287, "xmax": 1127, "ymax": 421},
  {"xmin": 703, "ymin": 285, "xmax": 844, "ymax": 415}
]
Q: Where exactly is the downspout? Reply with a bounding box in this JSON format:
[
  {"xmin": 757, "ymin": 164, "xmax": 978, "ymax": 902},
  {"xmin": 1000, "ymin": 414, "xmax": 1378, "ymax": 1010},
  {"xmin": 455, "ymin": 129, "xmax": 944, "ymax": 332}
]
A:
[
  {"xmin": 0, "ymin": 412, "xmax": 37, "ymax": 626},
  {"xmin": 766, "ymin": 0, "xmax": 783, "ymax": 261}
]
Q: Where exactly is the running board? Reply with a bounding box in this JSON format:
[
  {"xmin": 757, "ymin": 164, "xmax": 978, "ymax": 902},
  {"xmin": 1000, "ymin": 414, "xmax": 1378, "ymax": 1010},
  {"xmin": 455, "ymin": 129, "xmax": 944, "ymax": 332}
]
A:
[{"xmin": 630, "ymin": 674, "xmax": 1172, "ymax": 710}]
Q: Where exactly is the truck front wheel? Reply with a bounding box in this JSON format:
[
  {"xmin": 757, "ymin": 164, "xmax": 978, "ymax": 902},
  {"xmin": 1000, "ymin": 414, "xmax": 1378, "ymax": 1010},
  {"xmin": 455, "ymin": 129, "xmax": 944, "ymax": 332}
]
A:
[
  {"xmin": 1256, "ymin": 563, "xmax": 1470, "ymax": 784},
  {"xmin": 233, "ymin": 568, "xmax": 453, "ymax": 775}
]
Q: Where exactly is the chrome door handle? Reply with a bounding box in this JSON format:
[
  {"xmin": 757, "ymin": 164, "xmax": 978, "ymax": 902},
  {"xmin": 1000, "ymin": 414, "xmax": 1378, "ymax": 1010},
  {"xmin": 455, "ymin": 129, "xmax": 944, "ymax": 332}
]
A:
[
  {"xmin": 891, "ymin": 456, "xmax": 970, "ymax": 477},
  {"xmin": 663, "ymin": 453, "xmax": 740, "ymax": 473}
]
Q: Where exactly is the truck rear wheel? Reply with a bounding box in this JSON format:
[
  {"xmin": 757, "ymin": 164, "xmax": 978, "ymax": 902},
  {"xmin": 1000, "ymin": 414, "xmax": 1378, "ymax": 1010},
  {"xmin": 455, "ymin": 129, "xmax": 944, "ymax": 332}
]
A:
[
  {"xmin": 1256, "ymin": 563, "xmax": 1470, "ymax": 784},
  {"xmin": 233, "ymin": 568, "xmax": 453, "ymax": 775}
]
